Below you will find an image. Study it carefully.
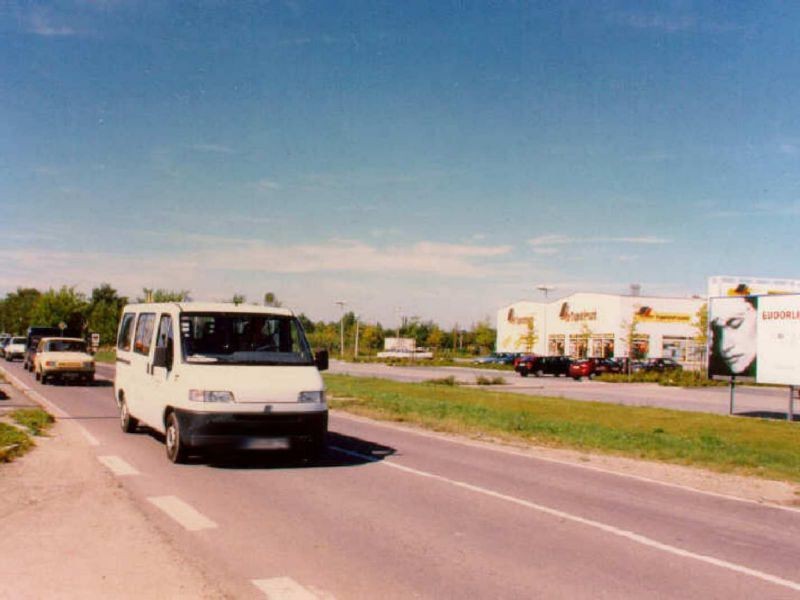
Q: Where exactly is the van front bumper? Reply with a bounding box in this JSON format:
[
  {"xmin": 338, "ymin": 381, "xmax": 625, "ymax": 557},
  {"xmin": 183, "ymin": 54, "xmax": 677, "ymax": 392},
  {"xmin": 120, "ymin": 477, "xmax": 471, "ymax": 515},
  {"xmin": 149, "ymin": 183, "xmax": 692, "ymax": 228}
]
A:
[{"xmin": 173, "ymin": 408, "xmax": 328, "ymax": 450}]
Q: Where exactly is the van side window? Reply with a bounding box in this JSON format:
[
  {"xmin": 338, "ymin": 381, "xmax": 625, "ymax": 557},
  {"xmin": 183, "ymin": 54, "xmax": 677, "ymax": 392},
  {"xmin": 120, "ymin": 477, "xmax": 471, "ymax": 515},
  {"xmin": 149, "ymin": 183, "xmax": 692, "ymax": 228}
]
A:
[
  {"xmin": 155, "ymin": 314, "xmax": 174, "ymax": 369},
  {"xmin": 133, "ymin": 313, "xmax": 156, "ymax": 356},
  {"xmin": 118, "ymin": 313, "xmax": 135, "ymax": 351}
]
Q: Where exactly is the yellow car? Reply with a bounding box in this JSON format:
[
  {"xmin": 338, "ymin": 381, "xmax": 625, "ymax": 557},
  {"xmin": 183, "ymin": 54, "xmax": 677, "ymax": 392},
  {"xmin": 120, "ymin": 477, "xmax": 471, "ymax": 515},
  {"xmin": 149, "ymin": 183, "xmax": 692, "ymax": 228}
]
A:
[{"xmin": 35, "ymin": 337, "xmax": 95, "ymax": 385}]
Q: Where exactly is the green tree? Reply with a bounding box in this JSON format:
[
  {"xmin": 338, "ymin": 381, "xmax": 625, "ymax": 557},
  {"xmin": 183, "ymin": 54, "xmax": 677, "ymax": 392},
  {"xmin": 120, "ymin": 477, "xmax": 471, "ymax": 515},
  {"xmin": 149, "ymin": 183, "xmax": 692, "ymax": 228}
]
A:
[
  {"xmin": 264, "ymin": 292, "xmax": 282, "ymax": 307},
  {"xmin": 360, "ymin": 324, "xmax": 383, "ymax": 353},
  {"xmin": 0, "ymin": 287, "xmax": 41, "ymax": 334},
  {"xmin": 86, "ymin": 284, "xmax": 127, "ymax": 347},
  {"xmin": 30, "ymin": 286, "xmax": 88, "ymax": 333},
  {"xmin": 516, "ymin": 319, "xmax": 538, "ymax": 354},
  {"xmin": 138, "ymin": 288, "xmax": 190, "ymax": 302},
  {"xmin": 472, "ymin": 319, "xmax": 496, "ymax": 354},
  {"xmin": 693, "ymin": 303, "xmax": 708, "ymax": 346},
  {"xmin": 425, "ymin": 325, "xmax": 445, "ymax": 350}
]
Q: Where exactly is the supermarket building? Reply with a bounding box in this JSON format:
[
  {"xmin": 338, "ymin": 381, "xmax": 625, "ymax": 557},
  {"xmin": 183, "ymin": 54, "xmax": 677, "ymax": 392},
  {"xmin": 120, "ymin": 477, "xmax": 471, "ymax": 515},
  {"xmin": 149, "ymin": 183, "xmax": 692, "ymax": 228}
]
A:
[
  {"xmin": 496, "ymin": 276, "xmax": 800, "ymax": 365},
  {"xmin": 496, "ymin": 292, "xmax": 705, "ymax": 364}
]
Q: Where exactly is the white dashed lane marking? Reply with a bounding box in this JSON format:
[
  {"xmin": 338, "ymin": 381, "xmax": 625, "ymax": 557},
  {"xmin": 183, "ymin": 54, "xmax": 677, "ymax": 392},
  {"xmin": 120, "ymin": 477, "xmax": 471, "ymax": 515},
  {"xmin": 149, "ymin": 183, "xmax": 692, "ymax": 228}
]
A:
[
  {"xmin": 147, "ymin": 496, "xmax": 218, "ymax": 531},
  {"xmin": 331, "ymin": 446, "xmax": 800, "ymax": 594},
  {"xmin": 252, "ymin": 577, "xmax": 320, "ymax": 599},
  {"xmin": 97, "ymin": 455, "xmax": 138, "ymax": 476}
]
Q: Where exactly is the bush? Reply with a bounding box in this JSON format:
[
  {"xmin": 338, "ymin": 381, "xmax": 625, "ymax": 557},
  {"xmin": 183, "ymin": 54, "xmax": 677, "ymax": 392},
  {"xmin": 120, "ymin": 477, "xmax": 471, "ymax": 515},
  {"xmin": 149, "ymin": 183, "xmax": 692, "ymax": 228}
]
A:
[
  {"xmin": 476, "ymin": 375, "xmax": 507, "ymax": 385},
  {"xmin": 598, "ymin": 370, "xmax": 725, "ymax": 387}
]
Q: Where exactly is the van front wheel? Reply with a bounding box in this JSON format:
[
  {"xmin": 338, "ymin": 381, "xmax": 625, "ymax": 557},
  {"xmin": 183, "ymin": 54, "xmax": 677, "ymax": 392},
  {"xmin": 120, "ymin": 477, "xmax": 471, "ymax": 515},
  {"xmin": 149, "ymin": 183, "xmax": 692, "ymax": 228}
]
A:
[
  {"xmin": 119, "ymin": 399, "xmax": 139, "ymax": 433},
  {"xmin": 165, "ymin": 412, "xmax": 189, "ymax": 464}
]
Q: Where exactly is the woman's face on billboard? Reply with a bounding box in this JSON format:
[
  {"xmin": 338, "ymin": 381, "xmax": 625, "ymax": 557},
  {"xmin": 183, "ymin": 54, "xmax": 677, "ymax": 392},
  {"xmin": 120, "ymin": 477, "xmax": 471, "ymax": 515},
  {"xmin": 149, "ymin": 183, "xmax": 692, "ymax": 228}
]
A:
[{"xmin": 713, "ymin": 299, "xmax": 757, "ymax": 373}]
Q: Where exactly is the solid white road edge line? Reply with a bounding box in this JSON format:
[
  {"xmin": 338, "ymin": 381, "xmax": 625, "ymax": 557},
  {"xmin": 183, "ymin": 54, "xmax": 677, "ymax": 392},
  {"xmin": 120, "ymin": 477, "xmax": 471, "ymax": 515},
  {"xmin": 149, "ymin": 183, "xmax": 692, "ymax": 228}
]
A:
[
  {"xmin": 330, "ymin": 445, "xmax": 800, "ymax": 594},
  {"xmin": 1, "ymin": 366, "xmax": 103, "ymax": 446},
  {"xmin": 97, "ymin": 455, "xmax": 139, "ymax": 476},
  {"xmin": 252, "ymin": 577, "xmax": 320, "ymax": 599},
  {"xmin": 147, "ymin": 496, "xmax": 218, "ymax": 531},
  {"xmin": 331, "ymin": 411, "xmax": 800, "ymax": 515}
]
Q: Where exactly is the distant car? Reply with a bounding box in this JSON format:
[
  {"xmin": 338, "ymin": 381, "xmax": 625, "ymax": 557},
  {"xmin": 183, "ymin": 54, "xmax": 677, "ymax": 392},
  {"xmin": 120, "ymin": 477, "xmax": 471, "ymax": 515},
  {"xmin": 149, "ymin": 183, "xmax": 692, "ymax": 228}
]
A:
[
  {"xmin": 515, "ymin": 355, "xmax": 572, "ymax": 377},
  {"xmin": 594, "ymin": 358, "xmax": 624, "ymax": 375},
  {"xmin": 473, "ymin": 352, "xmax": 517, "ymax": 365},
  {"xmin": 642, "ymin": 358, "xmax": 682, "ymax": 373},
  {"xmin": 4, "ymin": 337, "xmax": 27, "ymax": 361},
  {"xmin": 34, "ymin": 337, "xmax": 95, "ymax": 385},
  {"xmin": 569, "ymin": 359, "xmax": 597, "ymax": 381}
]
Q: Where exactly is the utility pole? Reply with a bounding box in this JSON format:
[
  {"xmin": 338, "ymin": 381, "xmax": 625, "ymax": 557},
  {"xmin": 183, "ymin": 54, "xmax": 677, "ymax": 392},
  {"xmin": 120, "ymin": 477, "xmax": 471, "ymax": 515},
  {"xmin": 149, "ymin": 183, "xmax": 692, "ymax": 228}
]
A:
[
  {"xmin": 335, "ymin": 301, "xmax": 346, "ymax": 358},
  {"xmin": 537, "ymin": 285, "xmax": 555, "ymax": 355},
  {"xmin": 354, "ymin": 315, "xmax": 360, "ymax": 359}
]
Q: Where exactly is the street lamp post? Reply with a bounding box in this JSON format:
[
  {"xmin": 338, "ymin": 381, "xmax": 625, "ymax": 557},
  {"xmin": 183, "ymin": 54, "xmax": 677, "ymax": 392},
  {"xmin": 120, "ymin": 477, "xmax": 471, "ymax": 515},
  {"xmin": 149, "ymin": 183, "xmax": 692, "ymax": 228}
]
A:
[
  {"xmin": 354, "ymin": 315, "xmax": 360, "ymax": 359},
  {"xmin": 537, "ymin": 285, "xmax": 555, "ymax": 355},
  {"xmin": 335, "ymin": 301, "xmax": 346, "ymax": 358}
]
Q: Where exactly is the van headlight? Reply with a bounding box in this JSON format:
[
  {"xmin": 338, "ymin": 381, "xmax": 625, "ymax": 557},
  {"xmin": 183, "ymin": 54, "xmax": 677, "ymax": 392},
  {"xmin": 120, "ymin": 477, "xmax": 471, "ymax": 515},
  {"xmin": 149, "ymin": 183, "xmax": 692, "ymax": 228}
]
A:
[
  {"xmin": 189, "ymin": 390, "xmax": 234, "ymax": 403},
  {"xmin": 298, "ymin": 390, "xmax": 325, "ymax": 403}
]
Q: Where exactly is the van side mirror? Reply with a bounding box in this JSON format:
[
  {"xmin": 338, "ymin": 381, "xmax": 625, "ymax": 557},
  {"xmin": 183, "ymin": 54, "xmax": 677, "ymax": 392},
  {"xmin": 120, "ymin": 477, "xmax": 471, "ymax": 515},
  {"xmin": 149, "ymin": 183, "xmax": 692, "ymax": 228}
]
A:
[{"xmin": 314, "ymin": 349, "xmax": 329, "ymax": 371}]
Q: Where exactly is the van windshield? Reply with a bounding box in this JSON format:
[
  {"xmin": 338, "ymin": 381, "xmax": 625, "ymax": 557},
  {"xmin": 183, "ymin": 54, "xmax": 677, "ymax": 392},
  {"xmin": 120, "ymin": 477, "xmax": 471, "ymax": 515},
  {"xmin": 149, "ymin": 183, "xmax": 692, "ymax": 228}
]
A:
[{"xmin": 179, "ymin": 313, "xmax": 314, "ymax": 366}]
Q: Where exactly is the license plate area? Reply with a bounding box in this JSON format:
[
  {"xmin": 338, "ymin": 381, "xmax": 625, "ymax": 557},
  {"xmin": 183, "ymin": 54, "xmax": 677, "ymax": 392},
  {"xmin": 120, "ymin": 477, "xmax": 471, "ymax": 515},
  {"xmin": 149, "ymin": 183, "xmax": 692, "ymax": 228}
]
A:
[{"xmin": 242, "ymin": 437, "xmax": 290, "ymax": 450}]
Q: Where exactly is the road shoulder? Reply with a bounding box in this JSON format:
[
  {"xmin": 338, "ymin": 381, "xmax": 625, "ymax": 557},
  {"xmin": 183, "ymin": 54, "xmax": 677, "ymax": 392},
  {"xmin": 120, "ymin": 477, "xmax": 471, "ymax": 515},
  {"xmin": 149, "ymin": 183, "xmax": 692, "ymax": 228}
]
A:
[{"xmin": 0, "ymin": 381, "xmax": 229, "ymax": 599}]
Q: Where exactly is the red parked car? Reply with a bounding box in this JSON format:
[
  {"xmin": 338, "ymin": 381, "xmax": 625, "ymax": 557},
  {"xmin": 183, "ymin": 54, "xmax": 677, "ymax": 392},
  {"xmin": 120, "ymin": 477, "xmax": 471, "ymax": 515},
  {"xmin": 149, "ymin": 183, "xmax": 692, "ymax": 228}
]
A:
[
  {"xmin": 569, "ymin": 358, "xmax": 624, "ymax": 380},
  {"xmin": 569, "ymin": 359, "xmax": 597, "ymax": 381}
]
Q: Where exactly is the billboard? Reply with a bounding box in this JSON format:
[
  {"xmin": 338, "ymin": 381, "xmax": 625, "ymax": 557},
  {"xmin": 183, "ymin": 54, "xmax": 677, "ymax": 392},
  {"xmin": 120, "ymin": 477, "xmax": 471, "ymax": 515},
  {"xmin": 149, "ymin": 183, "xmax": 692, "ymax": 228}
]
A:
[
  {"xmin": 756, "ymin": 295, "xmax": 800, "ymax": 385},
  {"xmin": 708, "ymin": 294, "xmax": 800, "ymax": 385},
  {"xmin": 708, "ymin": 296, "xmax": 758, "ymax": 378}
]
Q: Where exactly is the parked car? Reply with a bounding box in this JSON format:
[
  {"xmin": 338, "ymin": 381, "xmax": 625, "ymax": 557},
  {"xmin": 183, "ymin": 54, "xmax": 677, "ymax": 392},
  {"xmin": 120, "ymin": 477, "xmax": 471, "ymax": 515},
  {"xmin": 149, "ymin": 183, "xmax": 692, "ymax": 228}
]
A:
[
  {"xmin": 34, "ymin": 337, "xmax": 95, "ymax": 385},
  {"xmin": 642, "ymin": 358, "xmax": 682, "ymax": 373},
  {"xmin": 515, "ymin": 355, "xmax": 572, "ymax": 377},
  {"xmin": 594, "ymin": 358, "xmax": 624, "ymax": 375},
  {"xmin": 569, "ymin": 359, "xmax": 596, "ymax": 380},
  {"xmin": 4, "ymin": 337, "xmax": 27, "ymax": 361},
  {"xmin": 0, "ymin": 336, "xmax": 12, "ymax": 357},
  {"xmin": 473, "ymin": 352, "xmax": 518, "ymax": 365}
]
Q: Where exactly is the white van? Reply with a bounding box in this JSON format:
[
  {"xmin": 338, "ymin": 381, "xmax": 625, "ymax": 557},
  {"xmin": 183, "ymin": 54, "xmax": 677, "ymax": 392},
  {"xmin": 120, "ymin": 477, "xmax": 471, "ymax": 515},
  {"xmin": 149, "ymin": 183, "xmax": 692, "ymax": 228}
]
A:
[{"xmin": 114, "ymin": 302, "xmax": 328, "ymax": 463}]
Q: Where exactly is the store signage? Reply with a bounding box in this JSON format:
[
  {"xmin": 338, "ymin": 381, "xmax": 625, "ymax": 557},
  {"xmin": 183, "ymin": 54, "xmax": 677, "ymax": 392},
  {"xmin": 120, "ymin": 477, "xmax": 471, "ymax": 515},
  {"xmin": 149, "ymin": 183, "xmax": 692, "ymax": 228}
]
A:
[
  {"xmin": 506, "ymin": 308, "xmax": 533, "ymax": 326},
  {"xmin": 633, "ymin": 306, "xmax": 691, "ymax": 323},
  {"xmin": 558, "ymin": 302, "xmax": 597, "ymax": 322}
]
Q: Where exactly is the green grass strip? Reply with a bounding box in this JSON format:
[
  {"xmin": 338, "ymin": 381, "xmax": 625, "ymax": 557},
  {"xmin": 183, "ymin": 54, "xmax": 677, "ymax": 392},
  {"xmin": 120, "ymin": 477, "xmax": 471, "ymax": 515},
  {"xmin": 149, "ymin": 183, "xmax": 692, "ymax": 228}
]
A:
[
  {"xmin": 92, "ymin": 348, "xmax": 116, "ymax": 364},
  {"xmin": 324, "ymin": 374, "xmax": 800, "ymax": 483},
  {"xmin": 11, "ymin": 409, "xmax": 54, "ymax": 436},
  {"xmin": 0, "ymin": 422, "xmax": 32, "ymax": 462}
]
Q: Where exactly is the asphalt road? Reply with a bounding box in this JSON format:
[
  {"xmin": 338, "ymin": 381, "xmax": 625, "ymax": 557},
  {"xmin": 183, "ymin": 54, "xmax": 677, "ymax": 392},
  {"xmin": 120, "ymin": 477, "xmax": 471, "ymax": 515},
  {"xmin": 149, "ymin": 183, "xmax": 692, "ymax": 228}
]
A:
[
  {"xmin": 3, "ymin": 359, "xmax": 800, "ymax": 599},
  {"xmin": 329, "ymin": 360, "xmax": 799, "ymax": 419}
]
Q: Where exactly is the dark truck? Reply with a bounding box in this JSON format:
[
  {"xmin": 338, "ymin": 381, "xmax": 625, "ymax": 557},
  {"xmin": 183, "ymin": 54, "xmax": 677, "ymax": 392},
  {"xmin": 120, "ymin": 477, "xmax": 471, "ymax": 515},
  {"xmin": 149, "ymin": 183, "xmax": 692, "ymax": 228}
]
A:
[{"xmin": 23, "ymin": 326, "xmax": 63, "ymax": 371}]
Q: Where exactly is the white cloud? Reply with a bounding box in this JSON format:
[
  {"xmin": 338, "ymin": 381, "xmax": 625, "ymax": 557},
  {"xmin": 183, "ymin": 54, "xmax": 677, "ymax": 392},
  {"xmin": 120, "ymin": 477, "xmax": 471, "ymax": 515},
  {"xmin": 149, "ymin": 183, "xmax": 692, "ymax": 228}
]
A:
[
  {"xmin": 528, "ymin": 235, "xmax": 671, "ymax": 247},
  {"xmin": 27, "ymin": 12, "xmax": 79, "ymax": 36}
]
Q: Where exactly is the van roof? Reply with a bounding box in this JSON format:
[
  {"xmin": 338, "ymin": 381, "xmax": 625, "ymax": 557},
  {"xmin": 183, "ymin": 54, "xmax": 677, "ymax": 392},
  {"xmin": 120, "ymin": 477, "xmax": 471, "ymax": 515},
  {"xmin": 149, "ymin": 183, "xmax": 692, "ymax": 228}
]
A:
[
  {"xmin": 122, "ymin": 302, "xmax": 295, "ymax": 317},
  {"xmin": 40, "ymin": 337, "xmax": 85, "ymax": 343}
]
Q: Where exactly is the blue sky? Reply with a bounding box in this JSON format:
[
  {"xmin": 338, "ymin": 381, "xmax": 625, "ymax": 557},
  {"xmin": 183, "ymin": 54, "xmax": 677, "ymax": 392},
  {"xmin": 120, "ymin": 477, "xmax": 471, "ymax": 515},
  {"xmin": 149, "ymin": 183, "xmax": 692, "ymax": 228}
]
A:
[{"xmin": 1, "ymin": 1, "xmax": 799, "ymax": 326}]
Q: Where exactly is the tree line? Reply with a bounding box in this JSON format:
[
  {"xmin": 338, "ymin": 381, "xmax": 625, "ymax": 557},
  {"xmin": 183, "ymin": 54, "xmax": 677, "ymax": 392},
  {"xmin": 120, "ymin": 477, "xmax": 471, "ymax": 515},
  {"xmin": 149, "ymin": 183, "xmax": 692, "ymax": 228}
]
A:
[{"xmin": 0, "ymin": 286, "xmax": 498, "ymax": 355}]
